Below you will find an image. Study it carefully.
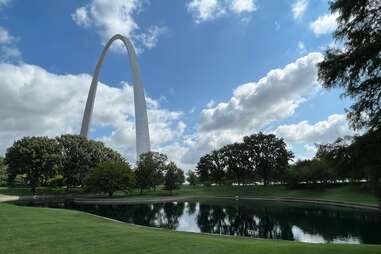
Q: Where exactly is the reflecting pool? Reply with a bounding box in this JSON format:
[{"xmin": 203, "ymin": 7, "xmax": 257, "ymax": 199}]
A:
[{"xmin": 16, "ymin": 199, "xmax": 381, "ymax": 244}]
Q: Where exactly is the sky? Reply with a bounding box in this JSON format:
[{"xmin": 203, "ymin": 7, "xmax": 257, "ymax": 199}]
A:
[{"xmin": 0, "ymin": 0, "xmax": 355, "ymax": 171}]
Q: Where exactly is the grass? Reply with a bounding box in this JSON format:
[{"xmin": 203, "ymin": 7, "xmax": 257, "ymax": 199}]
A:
[
  {"xmin": 1, "ymin": 184, "xmax": 379, "ymax": 205},
  {"xmin": 1, "ymin": 203, "xmax": 380, "ymax": 254}
]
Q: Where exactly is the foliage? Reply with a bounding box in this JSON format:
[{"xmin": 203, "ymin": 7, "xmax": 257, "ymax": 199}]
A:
[
  {"xmin": 57, "ymin": 134, "xmax": 123, "ymax": 191},
  {"xmin": 0, "ymin": 156, "xmax": 7, "ymax": 186},
  {"xmin": 243, "ymin": 133, "xmax": 293, "ymax": 185},
  {"xmin": 135, "ymin": 151, "xmax": 168, "ymax": 193},
  {"xmin": 164, "ymin": 162, "xmax": 185, "ymax": 193},
  {"xmin": 196, "ymin": 132, "xmax": 293, "ymax": 186},
  {"xmin": 4, "ymin": 136, "xmax": 60, "ymax": 194},
  {"xmin": 287, "ymin": 129, "xmax": 381, "ymax": 207},
  {"xmin": 196, "ymin": 151, "xmax": 225, "ymax": 184},
  {"xmin": 186, "ymin": 170, "xmax": 198, "ymax": 186},
  {"xmin": 85, "ymin": 160, "xmax": 135, "ymax": 197},
  {"xmin": 47, "ymin": 175, "xmax": 65, "ymax": 187},
  {"xmin": 318, "ymin": 0, "xmax": 381, "ymax": 130},
  {"xmin": 285, "ymin": 159, "xmax": 334, "ymax": 188}
]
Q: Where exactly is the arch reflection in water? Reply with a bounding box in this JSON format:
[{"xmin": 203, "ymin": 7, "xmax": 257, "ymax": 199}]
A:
[{"xmin": 70, "ymin": 199, "xmax": 381, "ymax": 244}]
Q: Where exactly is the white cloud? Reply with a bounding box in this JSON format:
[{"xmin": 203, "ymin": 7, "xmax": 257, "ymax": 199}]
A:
[
  {"xmin": 273, "ymin": 114, "xmax": 354, "ymax": 144},
  {"xmin": 0, "ymin": 46, "xmax": 22, "ymax": 62},
  {"xmin": 198, "ymin": 52, "xmax": 323, "ymax": 133},
  {"xmin": 231, "ymin": 0, "xmax": 256, "ymax": 14},
  {"xmin": 168, "ymin": 53, "xmax": 325, "ymax": 170},
  {"xmin": 292, "ymin": 0, "xmax": 309, "ymax": 20},
  {"xmin": 0, "ymin": 26, "xmax": 21, "ymax": 63},
  {"xmin": 187, "ymin": 0, "xmax": 256, "ymax": 23},
  {"xmin": 72, "ymin": 7, "xmax": 91, "ymax": 27},
  {"xmin": 72, "ymin": 0, "xmax": 165, "ymax": 52},
  {"xmin": 0, "ymin": 26, "xmax": 13, "ymax": 44},
  {"xmin": 0, "ymin": 62, "xmax": 184, "ymax": 163},
  {"xmin": 310, "ymin": 13, "xmax": 338, "ymax": 36}
]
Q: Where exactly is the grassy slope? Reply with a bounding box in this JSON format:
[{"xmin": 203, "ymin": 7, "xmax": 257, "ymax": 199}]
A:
[
  {"xmin": 1, "ymin": 203, "xmax": 380, "ymax": 254},
  {"xmin": 1, "ymin": 184, "xmax": 379, "ymax": 205}
]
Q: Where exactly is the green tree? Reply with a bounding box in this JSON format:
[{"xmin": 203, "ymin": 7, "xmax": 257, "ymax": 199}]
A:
[
  {"xmin": 195, "ymin": 151, "xmax": 225, "ymax": 185},
  {"xmin": 57, "ymin": 134, "xmax": 123, "ymax": 191},
  {"xmin": 350, "ymin": 129, "xmax": 381, "ymax": 196},
  {"xmin": 5, "ymin": 137, "xmax": 60, "ymax": 194},
  {"xmin": 85, "ymin": 160, "xmax": 135, "ymax": 197},
  {"xmin": 135, "ymin": 151, "xmax": 167, "ymax": 193},
  {"xmin": 187, "ymin": 170, "xmax": 198, "ymax": 186},
  {"xmin": 243, "ymin": 133, "xmax": 293, "ymax": 185},
  {"xmin": 0, "ymin": 156, "xmax": 7, "ymax": 186},
  {"xmin": 318, "ymin": 0, "xmax": 381, "ymax": 130},
  {"xmin": 164, "ymin": 162, "xmax": 185, "ymax": 193},
  {"xmin": 220, "ymin": 143, "xmax": 251, "ymax": 185}
]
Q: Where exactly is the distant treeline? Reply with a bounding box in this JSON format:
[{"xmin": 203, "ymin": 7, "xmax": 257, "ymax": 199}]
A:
[{"xmin": 191, "ymin": 130, "xmax": 381, "ymax": 199}]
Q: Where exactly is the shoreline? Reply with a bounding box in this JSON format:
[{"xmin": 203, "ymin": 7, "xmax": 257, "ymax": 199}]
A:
[{"xmin": 2, "ymin": 194, "xmax": 379, "ymax": 211}]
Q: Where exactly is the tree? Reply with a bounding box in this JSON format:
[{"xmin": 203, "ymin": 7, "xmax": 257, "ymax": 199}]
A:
[
  {"xmin": 318, "ymin": 0, "xmax": 381, "ymax": 130},
  {"xmin": 164, "ymin": 162, "xmax": 185, "ymax": 193},
  {"xmin": 57, "ymin": 134, "xmax": 123, "ymax": 191},
  {"xmin": 135, "ymin": 151, "xmax": 167, "ymax": 193},
  {"xmin": 187, "ymin": 170, "xmax": 198, "ymax": 186},
  {"xmin": 85, "ymin": 160, "xmax": 135, "ymax": 197},
  {"xmin": 0, "ymin": 156, "xmax": 7, "ymax": 186},
  {"xmin": 243, "ymin": 133, "xmax": 293, "ymax": 185},
  {"xmin": 350, "ymin": 129, "xmax": 381, "ymax": 193},
  {"xmin": 220, "ymin": 143, "xmax": 251, "ymax": 185},
  {"xmin": 5, "ymin": 137, "xmax": 60, "ymax": 194},
  {"xmin": 195, "ymin": 151, "xmax": 225, "ymax": 185}
]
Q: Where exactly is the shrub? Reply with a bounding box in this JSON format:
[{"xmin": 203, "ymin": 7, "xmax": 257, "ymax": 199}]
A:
[{"xmin": 85, "ymin": 161, "xmax": 135, "ymax": 197}]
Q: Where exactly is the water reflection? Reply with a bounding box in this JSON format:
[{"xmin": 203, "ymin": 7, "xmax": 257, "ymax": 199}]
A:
[{"xmin": 18, "ymin": 199, "xmax": 381, "ymax": 244}]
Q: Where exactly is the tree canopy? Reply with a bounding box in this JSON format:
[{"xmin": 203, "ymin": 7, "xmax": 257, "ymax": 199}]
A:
[
  {"xmin": 135, "ymin": 151, "xmax": 168, "ymax": 193},
  {"xmin": 196, "ymin": 132, "xmax": 293, "ymax": 185},
  {"xmin": 318, "ymin": 0, "xmax": 381, "ymax": 130},
  {"xmin": 5, "ymin": 136, "xmax": 60, "ymax": 194},
  {"xmin": 164, "ymin": 162, "xmax": 185, "ymax": 193},
  {"xmin": 85, "ymin": 160, "xmax": 135, "ymax": 197}
]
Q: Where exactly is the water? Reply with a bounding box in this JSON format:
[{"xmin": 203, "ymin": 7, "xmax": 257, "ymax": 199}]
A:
[{"xmin": 15, "ymin": 199, "xmax": 381, "ymax": 244}]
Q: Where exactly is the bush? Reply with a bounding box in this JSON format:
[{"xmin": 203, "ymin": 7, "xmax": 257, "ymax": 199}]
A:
[
  {"xmin": 47, "ymin": 175, "xmax": 65, "ymax": 187},
  {"xmin": 85, "ymin": 161, "xmax": 135, "ymax": 197}
]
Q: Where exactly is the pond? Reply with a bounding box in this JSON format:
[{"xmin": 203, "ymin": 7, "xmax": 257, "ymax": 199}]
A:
[{"xmin": 15, "ymin": 198, "xmax": 381, "ymax": 244}]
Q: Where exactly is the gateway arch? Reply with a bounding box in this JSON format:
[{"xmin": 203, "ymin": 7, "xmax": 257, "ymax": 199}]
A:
[{"xmin": 80, "ymin": 34, "xmax": 151, "ymax": 158}]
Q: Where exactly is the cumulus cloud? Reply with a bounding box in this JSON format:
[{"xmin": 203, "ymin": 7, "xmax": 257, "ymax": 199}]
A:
[
  {"xmin": 72, "ymin": 0, "xmax": 165, "ymax": 52},
  {"xmin": 0, "ymin": 62, "xmax": 184, "ymax": 162},
  {"xmin": 231, "ymin": 0, "xmax": 256, "ymax": 14},
  {"xmin": 198, "ymin": 52, "xmax": 323, "ymax": 133},
  {"xmin": 310, "ymin": 13, "xmax": 338, "ymax": 36},
  {"xmin": 169, "ymin": 53, "xmax": 326, "ymax": 169},
  {"xmin": 292, "ymin": 0, "xmax": 309, "ymax": 20},
  {"xmin": 273, "ymin": 114, "xmax": 354, "ymax": 144},
  {"xmin": 187, "ymin": 0, "xmax": 256, "ymax": 23}
]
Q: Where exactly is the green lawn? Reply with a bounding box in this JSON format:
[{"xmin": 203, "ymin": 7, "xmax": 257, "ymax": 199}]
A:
[
  {"xmin": 0, "ymin": 203, "xmax": 380, "ymax": 254},
  {"xmin": 1, "ymin": 184, "xmax": 379, "ymax": 205}
]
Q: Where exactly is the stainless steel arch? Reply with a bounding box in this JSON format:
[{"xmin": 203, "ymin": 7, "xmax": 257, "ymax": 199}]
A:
[{"xmin": 80, "ymin": 34, "xmax": 151, "ymax": 158}]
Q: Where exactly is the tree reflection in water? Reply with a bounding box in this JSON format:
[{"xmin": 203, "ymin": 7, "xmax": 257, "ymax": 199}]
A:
[{"xmin": 70, "ymin": 199, "xmax": 381, "ymax": 244}]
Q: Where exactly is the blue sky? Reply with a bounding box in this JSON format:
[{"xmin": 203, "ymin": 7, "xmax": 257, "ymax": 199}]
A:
[{"xmin": 0, "ymin": 0, "xmax": 355, "ymax": 170}]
